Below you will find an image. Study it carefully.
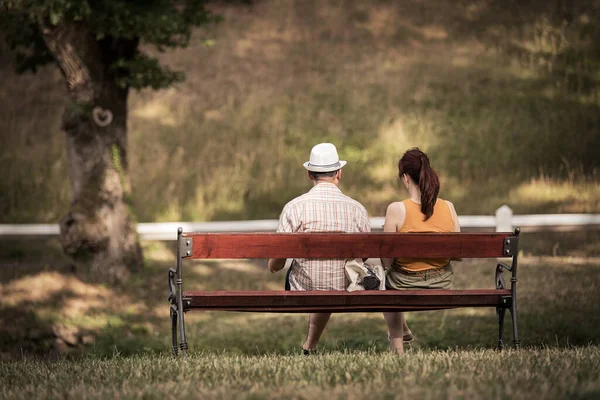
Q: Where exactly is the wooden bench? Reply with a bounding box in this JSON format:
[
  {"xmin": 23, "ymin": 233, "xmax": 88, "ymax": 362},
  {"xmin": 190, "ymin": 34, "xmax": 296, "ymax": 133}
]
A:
[{"xmin": 168, "ymin": 228, "xmax": 521, "ymax": 359}]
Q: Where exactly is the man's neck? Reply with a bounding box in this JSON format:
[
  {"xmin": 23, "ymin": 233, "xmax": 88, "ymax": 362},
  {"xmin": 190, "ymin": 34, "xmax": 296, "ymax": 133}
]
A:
[{"xmin": 313, "ymin": 179, "xmax": 338, "ymax": 187}]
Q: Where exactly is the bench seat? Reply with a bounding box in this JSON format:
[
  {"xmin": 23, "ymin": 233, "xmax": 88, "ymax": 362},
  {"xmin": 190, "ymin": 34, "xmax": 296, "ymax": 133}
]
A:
[{"xmin": 182, "ymin": 289, "xmax": 512, "ymax": 312}]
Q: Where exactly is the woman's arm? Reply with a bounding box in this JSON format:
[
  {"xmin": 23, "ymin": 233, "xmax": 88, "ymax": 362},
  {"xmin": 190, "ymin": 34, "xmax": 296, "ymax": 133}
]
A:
[
  {"xmin": 445, "ymin": 200, "xmax": 461, "ymax": 232},
  {"xmin": 381, "ymin": 202, "xmax": 406, "ymax": 269},
  {"xmin": 445, "ymin": 200, "xmax": 462, "ymax": 261}
]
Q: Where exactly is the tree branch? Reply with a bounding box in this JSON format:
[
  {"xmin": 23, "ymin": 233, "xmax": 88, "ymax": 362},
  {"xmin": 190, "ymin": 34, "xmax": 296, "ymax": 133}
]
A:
[{"xmin": 37, "ymin": 16, "xmax": 95, "ymax": 103}]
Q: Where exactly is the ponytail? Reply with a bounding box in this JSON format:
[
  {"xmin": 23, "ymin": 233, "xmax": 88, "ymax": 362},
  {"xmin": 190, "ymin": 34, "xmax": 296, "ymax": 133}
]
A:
[
  {"xmin": 398, "ymin": 148, "xmax": 440, "ymax": 221},
  {"xmin": 418, "ymin": 153, "xmax": 440, "ymax": 221}
]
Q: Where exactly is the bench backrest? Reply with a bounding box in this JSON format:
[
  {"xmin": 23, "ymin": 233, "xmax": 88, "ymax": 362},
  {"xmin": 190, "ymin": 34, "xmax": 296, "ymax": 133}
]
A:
[{"xmin": 177, "ymin": 231, "xmax": 520, "ymax": 260}]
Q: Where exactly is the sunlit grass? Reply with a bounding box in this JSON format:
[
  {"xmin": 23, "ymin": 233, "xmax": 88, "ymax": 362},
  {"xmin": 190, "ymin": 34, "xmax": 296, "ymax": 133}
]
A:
[{"xmin": 508, "ymin": 178, "xmax": 600, "ymax": 213}]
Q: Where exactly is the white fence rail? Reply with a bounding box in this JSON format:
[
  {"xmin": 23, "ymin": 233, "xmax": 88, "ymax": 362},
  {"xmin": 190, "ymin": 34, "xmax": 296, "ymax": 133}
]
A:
[{"xmin": 1, "ymin": 206, "xmax": 599, "ymax": 241}]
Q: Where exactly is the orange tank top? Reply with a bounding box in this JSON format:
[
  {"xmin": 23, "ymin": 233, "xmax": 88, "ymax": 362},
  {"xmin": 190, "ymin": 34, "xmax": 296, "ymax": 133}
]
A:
[{"xmin": 392, "ymin": 198, "xmax": 455, "ymax": 272}]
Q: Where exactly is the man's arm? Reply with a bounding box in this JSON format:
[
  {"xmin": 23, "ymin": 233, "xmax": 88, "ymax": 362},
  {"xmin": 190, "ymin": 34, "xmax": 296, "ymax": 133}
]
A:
[
  {"xmin": 268, "ymin": 258, "xmax": 286, "ymax": 273},
  {"xmin": 359, "ymin": 206, "xmax": 371, "ymax": 262},
  {"xmin": 269, "ymin": 205, "xmax": 293, "ymax": 273}
]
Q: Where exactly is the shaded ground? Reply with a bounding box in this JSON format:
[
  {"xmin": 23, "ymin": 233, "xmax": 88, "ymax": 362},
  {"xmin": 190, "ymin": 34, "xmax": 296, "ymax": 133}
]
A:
[{"xmin": 0, "ymin": 231, "xmax": 599, "ymax": 359}]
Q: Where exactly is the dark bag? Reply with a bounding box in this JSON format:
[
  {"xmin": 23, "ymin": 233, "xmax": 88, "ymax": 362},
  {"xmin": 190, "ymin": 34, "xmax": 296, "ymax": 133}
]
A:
[{"xmin": 360, "ymin": 265, "xmax": 381, "ymax": 290}]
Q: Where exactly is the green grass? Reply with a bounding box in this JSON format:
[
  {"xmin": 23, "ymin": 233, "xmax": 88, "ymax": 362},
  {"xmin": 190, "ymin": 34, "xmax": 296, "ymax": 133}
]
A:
[{"xmin": 1, "ymin": 234, "xmax": 600, "ymax": 398}]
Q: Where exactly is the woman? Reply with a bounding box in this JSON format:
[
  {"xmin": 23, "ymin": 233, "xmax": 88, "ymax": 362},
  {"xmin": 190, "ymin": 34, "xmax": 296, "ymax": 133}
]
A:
[{"xmin": 382, "ymin": 148, "xmax": 460, "ymax": 354}]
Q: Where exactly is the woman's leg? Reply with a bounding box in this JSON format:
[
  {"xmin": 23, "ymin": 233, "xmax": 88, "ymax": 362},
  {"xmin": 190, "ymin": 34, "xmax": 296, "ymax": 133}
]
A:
[
  {"xmin": 303, "ymin": 313, "xmax": 332, "ymax": 350},
  {"xmin": 403, "ymin": 317, "xmax": 412, "ymax": 340},
  {"xmin": 385, "ymin": 272, "xmax": 413, "ymax": 343},
  {"xmin": 383, "ymin": 311, "xmax": 405, "ymax": 354}
]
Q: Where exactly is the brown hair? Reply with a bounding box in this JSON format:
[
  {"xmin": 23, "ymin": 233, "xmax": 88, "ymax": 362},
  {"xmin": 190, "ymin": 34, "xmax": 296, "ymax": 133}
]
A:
[{"xmin": 398, "ymin": 148, "xmax": 440, "ymax": 221}]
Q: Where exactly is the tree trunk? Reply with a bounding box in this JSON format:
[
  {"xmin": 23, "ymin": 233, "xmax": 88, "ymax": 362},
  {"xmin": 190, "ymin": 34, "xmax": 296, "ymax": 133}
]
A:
[{"xmin": 39, "ymin": 19, "xmax": 143, "ymax": 283}]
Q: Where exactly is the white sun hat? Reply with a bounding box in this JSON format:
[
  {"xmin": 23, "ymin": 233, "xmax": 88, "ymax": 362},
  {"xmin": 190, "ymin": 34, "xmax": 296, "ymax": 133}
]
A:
[{"xmin": 303, "ymin": 143, "xmax": 347, "ymax": 172}]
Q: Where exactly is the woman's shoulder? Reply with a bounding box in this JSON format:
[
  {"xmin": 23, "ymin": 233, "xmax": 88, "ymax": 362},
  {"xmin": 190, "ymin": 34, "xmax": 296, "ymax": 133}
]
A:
[
  {"xmin": 384, "ymin": 201, "xmax": 407, "ymax": 231},
  {"xmin": 386, "ymin": 201, "xmax": 407, "ymax": 216},
  {"xmin": 440, "ymin": 198, "xmax": 460, "ymax": 231},
  {"xmin": 441, "ymin": 199, "xmax": 459, "ymax": 222},
  {"xmin": 441, "ymin": 198, "xmax": 457, "ymax": 211}
]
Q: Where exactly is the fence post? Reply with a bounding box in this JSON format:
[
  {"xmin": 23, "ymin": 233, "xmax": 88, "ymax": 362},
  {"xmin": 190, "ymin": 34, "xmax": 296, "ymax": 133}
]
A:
[{"xmin": 495, "ymin": 205, "xmax": 513, "ymax": 232}]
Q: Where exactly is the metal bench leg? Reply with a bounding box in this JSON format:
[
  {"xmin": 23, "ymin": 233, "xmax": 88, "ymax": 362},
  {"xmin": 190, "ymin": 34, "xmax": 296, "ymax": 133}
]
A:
[
  {"xmin": 176, "ymin": 228, "xmax": 189, "ymax": 360},
  {"xmin": 178, "ymin": 295, "xmax": 188, "ymax": 360},
  {"xmin": 496, "ymin": 264, "xmax": 507, "ymax": 350},
  {"xmin": 168, "ymin": 268, "xmax": 179, "ymax": 357},
  {"xmin": 170, "ymin": 305, "xmax": 179, "ymax": 357},
  {"xmin": 510, "ymin": 299, "xmax": 520, "ymax": 349},
  {"xmin": 497, "ymin": 308, "xmax": 506, "ymax": 350},
  {"xmin": 510, "ymin": 228, "xmax": 521, "ymax": 349}
]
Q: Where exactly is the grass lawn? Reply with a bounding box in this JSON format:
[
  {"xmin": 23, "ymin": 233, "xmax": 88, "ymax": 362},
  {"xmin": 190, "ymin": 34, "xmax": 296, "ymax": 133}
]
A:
[
  {"xmin": 1, "ymin": 347, "xmax": 599, "ymax": 399},
  {"xmin": 1, "ymin": 235, "xmax": 600, "ymax": 398}
]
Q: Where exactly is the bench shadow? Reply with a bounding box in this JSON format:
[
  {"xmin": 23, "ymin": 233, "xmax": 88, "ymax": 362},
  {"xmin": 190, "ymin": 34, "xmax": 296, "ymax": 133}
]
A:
[{"xmin": 2, "ymin": 240, "xmax": 599, "ymax": 359}]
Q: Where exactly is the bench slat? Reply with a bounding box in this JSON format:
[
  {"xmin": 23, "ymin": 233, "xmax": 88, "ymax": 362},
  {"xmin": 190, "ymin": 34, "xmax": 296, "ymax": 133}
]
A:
[
  {"xmin": 182, "ymin": 289, "xmax": 512, "ymax": 312},
  {"xmin": 187, "ymin": 306, "xmax": 460, "ymax": 313},
  {"xmin": 182, "ymin": 232, "xmax": 513, "ymax": 259}
]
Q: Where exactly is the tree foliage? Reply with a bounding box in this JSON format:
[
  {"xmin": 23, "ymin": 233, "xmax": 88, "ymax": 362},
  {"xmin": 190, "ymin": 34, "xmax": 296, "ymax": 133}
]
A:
[
  {"xmin": 1, "ymin": 0, "xmax": 218, "ymax": 89},
  {"xmin": 0, "ymin": 0, "xmax": 225, "ymax": 282}
]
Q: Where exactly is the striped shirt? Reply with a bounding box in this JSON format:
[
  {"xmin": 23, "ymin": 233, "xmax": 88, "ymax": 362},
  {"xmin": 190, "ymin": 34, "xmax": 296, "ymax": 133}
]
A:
[{"xmin": 277, "ymin": 182, "xmax": 371, "ymax": 291}]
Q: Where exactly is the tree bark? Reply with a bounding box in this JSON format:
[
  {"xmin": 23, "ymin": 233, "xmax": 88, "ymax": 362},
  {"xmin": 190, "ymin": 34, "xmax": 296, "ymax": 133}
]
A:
[{"xmin": 39, "ymin": 18, "xmax": 143, "ymax": 283}]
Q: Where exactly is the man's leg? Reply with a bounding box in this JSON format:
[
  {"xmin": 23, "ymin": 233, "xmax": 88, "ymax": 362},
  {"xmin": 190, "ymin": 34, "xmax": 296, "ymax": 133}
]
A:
[
  {"xmin": 383, "ymin": 311, "xmax": 405, "ymax": 354},
  {"xmin": 303, "ymin": 313, "xmax": 331, "ymax": 351}
]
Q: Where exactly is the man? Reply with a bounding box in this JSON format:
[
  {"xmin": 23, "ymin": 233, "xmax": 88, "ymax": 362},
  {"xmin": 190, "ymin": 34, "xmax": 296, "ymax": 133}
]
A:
[{"xmin": 268, "ymin": 142, "xmax": 371, "ymax": 354}]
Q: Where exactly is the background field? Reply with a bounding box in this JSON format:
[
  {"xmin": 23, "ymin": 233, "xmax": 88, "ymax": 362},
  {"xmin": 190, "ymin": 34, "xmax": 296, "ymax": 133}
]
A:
[{"xmin": 1, "ymin": 0, "xmax": 599, "ymax": 223}]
